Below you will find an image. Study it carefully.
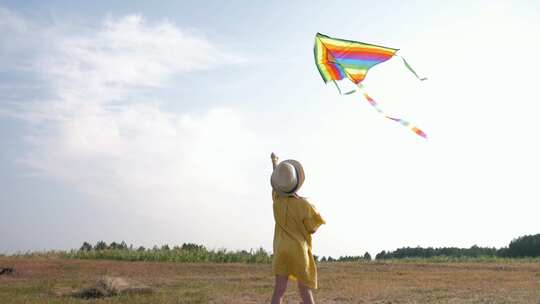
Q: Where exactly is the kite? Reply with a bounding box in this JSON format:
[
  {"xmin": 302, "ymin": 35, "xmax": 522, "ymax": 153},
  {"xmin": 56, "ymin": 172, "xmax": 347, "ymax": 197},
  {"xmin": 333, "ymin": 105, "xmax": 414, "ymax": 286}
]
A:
[{"xmin": 314, "ymin": 32, "xmax": 428, "ymax": 139}]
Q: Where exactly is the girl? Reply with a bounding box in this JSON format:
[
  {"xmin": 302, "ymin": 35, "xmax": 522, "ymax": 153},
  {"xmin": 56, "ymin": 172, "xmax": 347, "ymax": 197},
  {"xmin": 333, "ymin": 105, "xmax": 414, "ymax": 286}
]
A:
[{"xmin": 270, "ymin": 152, "xmax": 325, "ymax": 304}]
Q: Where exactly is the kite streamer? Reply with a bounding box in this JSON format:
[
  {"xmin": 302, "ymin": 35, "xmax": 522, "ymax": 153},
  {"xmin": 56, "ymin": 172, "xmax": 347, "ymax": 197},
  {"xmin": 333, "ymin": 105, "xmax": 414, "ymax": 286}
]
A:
[
  {"xmin": 363, "ymin": 93, "xmax": 428, "ymax": 139},
  {"xmin": 314, "ymin": 32, "xmax": 428, "ymax": 139},
  {"xmin": 363, "ymin": 92, "xmax": 384, "ymax": 114},
  {"xmin": 401, "ymin": 57, "xmax": 428, "ymax": 81}
]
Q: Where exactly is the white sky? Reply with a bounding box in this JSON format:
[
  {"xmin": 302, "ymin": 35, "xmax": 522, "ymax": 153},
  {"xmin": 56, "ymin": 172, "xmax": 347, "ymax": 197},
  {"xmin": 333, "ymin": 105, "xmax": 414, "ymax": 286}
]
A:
[{"xmin": 1, "ymin": 1, "xmax": 539, "ymax": 258}]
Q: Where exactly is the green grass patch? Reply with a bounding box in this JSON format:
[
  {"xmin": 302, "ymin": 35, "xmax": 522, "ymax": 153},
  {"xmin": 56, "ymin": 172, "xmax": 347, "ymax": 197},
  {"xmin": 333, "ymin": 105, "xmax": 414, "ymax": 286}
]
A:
[{"xmin": 61, "ymin": 248, "xmax": 271, "ymax": 264}]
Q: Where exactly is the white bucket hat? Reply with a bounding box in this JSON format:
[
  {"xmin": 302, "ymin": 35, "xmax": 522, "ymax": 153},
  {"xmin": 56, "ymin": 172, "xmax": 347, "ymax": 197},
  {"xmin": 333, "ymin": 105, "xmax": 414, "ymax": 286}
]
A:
[{"xmin": 271, "ymin": 159, "xmax": 305, "ymax": 196}]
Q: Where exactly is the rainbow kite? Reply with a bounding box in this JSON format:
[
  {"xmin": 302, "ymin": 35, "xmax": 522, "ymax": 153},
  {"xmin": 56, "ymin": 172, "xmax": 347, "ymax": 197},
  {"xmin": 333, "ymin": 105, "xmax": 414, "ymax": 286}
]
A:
[{"xmin": 314, "ymin": 32, "xmax": 428, "ymax": 139}]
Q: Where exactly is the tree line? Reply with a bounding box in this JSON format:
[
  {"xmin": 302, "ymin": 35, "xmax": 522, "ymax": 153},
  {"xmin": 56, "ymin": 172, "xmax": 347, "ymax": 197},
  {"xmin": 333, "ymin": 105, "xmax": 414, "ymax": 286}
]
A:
[
  {"xmin": 78, "ymin": 241, "xmax": 374, "ymax": 262},
  {"xmin": 79, "ymin": 241, "xmax": 205, "ymax": 252},
  {"xmin": 317, "ymin": 252, "xmax": 372, "ymax": 262},
  {"xmin": 375, "ymin": 234, "xmax": 540, "ymax": 260},
  {"xmin": 74, "ymin": 241, "xmax": 271, "ymax": 263},
  {"xmin": 74, "ymin": 233, "xmax": 540, "ymax": 263}
]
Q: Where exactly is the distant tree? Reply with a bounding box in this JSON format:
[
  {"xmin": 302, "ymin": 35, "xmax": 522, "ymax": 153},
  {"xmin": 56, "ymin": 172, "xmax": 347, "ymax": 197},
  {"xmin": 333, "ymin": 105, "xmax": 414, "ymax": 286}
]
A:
[
  {"xmin": 337, "ymin": 255, "xmax": 364, "ymax": 262},
  {"xmin": 363, "ymin": 252, "xmax": 372, "ymax": 261},
  {"xmin": 80, "ymin": 242, "xmax": 92, "ymax": 251},
  {"xmin": 320, "ymin": 256, "xmax": 327, "ymax": 262},
  {"xmin": 497, "ymin": 247, "xmax": 509, "ymax": 257},
  {"xmin": 507, "ymin": 234, "xmax": 540, "ymax": 257},
  {"xmin": 161, "ymin": 244, "xmax": 170, "ymax": 251},
  {"xmin": 327, "ymin": 256, "xmax": 335, "ymax": 262},
  {"xmin": 120, "ymin": 241, "xmax": 128, "ymax": 250},
  {"xmin": 375, "ymin": 250, "xmax": 387, "ymax": 260},
  {"xmin": 313, "ymin": 255, "xmax": 319, "ymax": 262},
  {"xmin": 182, "ymin": 243, "xmax": 206, "ymax": 251},
  {"xmin": 95, "ymin": 241, "xmax": 108, "ymax": 251},
  {"xmin": 256, "ymin": 247, "xmax": 269, "ymax": 255},
  {"xmin": 137, "ymin": 246, "xmax": 146, "ymax": 252}
]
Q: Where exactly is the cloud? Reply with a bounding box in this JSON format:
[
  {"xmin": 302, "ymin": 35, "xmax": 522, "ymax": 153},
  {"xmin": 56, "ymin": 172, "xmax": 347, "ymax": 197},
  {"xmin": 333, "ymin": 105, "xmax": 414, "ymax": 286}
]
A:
[
  {"xmin": 47, "ymin": 15, "xmax": 242, "ymax": 88},
  {"xmin": 1, "ymin": 7, "xmax": 269, "ymax": 249}
]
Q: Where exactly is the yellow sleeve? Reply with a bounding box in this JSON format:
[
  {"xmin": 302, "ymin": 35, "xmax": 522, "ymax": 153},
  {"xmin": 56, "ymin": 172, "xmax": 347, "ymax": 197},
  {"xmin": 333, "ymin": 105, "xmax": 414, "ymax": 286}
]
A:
[{"xmin": 303, "ymin": 202, "xmax": 326, "ymax": 234}]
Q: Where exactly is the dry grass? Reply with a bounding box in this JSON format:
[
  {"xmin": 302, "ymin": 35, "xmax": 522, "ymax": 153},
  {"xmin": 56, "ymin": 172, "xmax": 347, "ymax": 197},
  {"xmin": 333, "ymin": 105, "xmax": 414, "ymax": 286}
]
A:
[{"xmin": 1, "ymin": 257, "xmax": 540, "ymax": 303}]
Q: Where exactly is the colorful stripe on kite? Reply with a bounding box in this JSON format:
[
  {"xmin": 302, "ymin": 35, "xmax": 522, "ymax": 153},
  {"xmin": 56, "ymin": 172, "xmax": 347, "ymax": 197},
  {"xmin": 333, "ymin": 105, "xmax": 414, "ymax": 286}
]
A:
[
  {"xmin": 314, "ymin": 33, "xmax": 398, "ymax": 85},
  {"xmin": 314, "ymin": 32, "xmax": 427, "ymax": 87}
]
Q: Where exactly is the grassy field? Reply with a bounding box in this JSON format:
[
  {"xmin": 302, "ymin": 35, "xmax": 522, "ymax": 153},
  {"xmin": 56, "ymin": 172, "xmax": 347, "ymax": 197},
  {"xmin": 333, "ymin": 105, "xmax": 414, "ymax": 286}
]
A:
[{"xmin": 1, "ymin": 257, "xmax": 540, "ymax": 303}]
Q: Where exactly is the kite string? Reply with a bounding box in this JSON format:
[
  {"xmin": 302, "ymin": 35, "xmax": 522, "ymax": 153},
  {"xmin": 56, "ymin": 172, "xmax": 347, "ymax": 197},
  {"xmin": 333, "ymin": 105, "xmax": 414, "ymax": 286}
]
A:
[
  {"xmin": 332, "ymin": 80, "xmax": 342, "ymax": 95},
  {"xmin": 360, "ymin": 88, "xmax": 428, "ymax": 139}
]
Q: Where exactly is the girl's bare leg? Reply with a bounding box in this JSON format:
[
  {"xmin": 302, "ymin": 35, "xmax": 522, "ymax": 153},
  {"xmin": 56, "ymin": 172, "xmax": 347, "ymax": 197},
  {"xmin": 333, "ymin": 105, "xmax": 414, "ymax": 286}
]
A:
[
  {"xmin": 297, "ymin": 281, "xmax": 315, "ymax": 304},
  {"xmin": 271, "ymin": 275, "xmax": 288, "ymax": 304}
]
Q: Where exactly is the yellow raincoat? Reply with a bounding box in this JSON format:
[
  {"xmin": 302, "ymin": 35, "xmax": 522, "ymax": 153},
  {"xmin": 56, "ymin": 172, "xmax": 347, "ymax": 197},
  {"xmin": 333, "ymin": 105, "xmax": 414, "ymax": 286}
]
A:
[{"xmin": 272, "ymin": 190, "xmax": 325, "ymax": 289}]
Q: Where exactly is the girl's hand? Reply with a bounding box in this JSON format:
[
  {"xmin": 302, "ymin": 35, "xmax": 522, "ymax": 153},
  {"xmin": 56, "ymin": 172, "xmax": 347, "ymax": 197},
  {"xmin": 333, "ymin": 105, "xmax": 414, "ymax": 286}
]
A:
[{"xmin": 271, "ymin": 152, "xmax": 279, "ymax": 169}]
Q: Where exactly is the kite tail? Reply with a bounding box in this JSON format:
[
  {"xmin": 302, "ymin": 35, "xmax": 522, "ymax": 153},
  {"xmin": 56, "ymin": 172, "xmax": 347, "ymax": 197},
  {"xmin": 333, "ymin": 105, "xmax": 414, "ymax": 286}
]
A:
[
  {"xmin": 400, "ymin": 56, "xmax": 428, "ymax": 81},
  {"xmin": 385, "ymin": 116, "xmax": 428, "ymax": 139},
  {"xmin": 362, "ymin": 92, "xmax": 428, "ymax": 139}
]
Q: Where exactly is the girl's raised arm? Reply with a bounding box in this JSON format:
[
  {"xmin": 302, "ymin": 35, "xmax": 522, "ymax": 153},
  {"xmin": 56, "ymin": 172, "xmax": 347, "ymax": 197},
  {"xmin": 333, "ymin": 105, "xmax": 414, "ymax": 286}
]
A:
[
  {"xmin": 270, "ymin": 153, "xmax": 279, "ymax": 201},
  {"xmin": 271, "ymin": 152, "xmax": 279, "ymax": 170}
]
